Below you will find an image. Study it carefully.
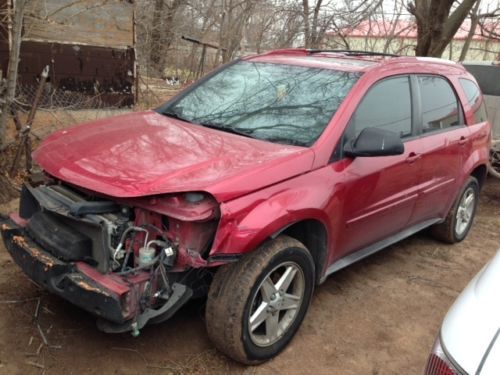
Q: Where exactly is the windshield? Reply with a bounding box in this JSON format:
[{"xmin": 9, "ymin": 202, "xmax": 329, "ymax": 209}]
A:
[{"xmin": 158, "ymin": 61, "xmax": 360, "ymax": 147}]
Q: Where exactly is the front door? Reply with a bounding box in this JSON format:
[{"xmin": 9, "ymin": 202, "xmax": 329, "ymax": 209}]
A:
[{"xmin": 334, "ymin": 76, "xmax": 422, "ymax": 256}]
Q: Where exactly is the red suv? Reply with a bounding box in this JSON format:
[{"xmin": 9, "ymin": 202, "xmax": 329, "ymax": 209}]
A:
[{"xmin": 0, "ymin": 49, "xmax": 491, "ymax": 364}]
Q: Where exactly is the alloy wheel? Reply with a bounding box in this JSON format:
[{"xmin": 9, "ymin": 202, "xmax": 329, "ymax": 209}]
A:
[
  {"xmin": 248, "ymin": 262, "xmax": 305, "ymax": 347},
  {"xmin": 455, "ymin": 187, "xmax": 475, "ymax": 237}
]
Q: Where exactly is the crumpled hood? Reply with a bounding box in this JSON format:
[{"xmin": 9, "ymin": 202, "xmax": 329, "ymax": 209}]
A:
[
  {"xmin": 33, "ymin": 111, "xmax": 314, "ymax": 201},
  {"xmin": 441, "ymin": 250, "xmax": 500, "ymax": 374}
]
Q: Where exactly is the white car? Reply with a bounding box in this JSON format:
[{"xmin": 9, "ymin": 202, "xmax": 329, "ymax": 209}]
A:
[{"xmin": 425, "ymin": 250, "xmax": 500, "ymax": 374}]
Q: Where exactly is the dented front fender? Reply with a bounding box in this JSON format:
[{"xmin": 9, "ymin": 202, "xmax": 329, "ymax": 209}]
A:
[{"xmin": 209, "ymin": 172, "xmax": 335, "ymax": 260}]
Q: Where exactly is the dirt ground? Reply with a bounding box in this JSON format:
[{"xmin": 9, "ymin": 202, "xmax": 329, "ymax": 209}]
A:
[{"xmin": 0, "ymin": 178, "xmax": 498, "ymax": 375}]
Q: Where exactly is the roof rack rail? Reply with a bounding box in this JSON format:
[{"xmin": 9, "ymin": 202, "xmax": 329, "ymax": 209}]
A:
[{"xmin": 306, "ymin": 49, "xmax": 399, "ymax": 57}]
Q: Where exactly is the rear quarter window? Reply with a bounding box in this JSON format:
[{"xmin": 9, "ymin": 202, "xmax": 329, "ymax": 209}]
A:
[{"xmin": 459, "ymin": 78, "xmax": 488, "ymax": 123}]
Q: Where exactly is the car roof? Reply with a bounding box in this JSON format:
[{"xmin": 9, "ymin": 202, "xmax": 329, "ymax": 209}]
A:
[{"xmin": 244, "ymin": 48, "xmax": 467, "ymax": 75}]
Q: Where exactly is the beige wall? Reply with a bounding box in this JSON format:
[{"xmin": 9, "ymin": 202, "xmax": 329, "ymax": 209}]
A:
[{"xmin": 326, "ymin": 36, "xmax": 499, "ymax": 62}]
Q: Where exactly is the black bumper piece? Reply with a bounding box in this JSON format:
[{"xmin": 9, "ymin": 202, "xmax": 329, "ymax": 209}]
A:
[{"xmin": 1, "ymin": 220, "xmax": 125, "ymax": 323}]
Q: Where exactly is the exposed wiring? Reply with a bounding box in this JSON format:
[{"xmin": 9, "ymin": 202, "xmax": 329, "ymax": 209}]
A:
[{"xmin": 112, "ymin": 226, "xmax": 149, "ymax": 264}]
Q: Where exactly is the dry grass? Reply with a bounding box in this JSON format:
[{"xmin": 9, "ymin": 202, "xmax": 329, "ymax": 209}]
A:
[{"xmin": 0, "ymin": 83, "xmax": 180, "ymax": 203}]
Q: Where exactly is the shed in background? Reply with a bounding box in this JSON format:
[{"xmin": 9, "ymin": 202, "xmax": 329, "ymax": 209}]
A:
[{"xmin": 0, "ymin": 0, "xmax": 136, "ymax": 107}]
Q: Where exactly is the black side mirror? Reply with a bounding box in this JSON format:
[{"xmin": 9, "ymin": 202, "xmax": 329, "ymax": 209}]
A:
[{"xmin": 344, "ymin": 127, "xmax": 404, "ymax": 157}]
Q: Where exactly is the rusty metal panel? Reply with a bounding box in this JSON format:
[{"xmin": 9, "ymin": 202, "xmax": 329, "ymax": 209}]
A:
[
  {"xmin": 0, "ymin": 40, "xmax": 8, "ymax": 77},
  {"xmin": 24, "ymin": 0, "xmax": 134, "ymax": 48},
  {"xmin": 0, "ymin": 0, "xmax": 8, "ymax": 79},
  {"xmin": 17, "ymin": 41, "xmax": 135, "ymax": 107},
  {"xmin": 0, "ymin": 0, "xmax": 9, "ymax": 77},
  {"xmin": 0, "ymin": 0, "xmax": 135, "ymax": 107},
  {"xmin": 0, "ymin": 0, "xmax": 8, "ymax": 44}
]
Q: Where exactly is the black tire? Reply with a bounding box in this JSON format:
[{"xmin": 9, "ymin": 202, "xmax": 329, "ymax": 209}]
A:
[
  {"xmin": 488, "ymin": 145, "xmax": 500, "ymax": 179},
  {"xmin": 430, "ymin": 176, "xmax": 479, "ymax": 243},
  {"xmin": 205, "ymin": 235, "xmax": 315, "ymax": 364}
]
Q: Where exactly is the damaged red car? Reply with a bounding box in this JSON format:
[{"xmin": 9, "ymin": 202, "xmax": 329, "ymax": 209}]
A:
[{"xmin": 0, "ymin": 49, "xmax": 491, "ymax": 364}]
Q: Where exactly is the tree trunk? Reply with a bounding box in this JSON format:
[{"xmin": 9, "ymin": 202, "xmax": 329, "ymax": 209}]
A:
[
  {"xmin": 0, "ymin": 0, "xmax": 27, "ymax": 147},
  {"xmin": 410, "ymin": 0, "xmax": 479, "ymax": 57},
  {"xmin": 149, "ymin": 0, "xmax": 164, "ymax": 73},
  {"xmin": 302, "ymin": 0, "xmax": 310, "ymax": 48},
  {"xmin": 459, "ymin": 0, "xmax": 481, "ymax": 62},
  {"xmin": 309, "ymin": 0, "xmax": 323, "ymax": 48},
  {"xmin": 158, "ymin": 2, "xmax": 181, "ymax": 71}
]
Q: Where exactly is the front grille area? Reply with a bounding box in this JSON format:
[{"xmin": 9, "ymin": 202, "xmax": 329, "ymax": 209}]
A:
[
  {"xmin": 19, "ymin": 182, "xmax": 131, "ymax": 272},
  {"xmin": 27, "ymin": 211, "xmax": 92, "ymax": 262}
]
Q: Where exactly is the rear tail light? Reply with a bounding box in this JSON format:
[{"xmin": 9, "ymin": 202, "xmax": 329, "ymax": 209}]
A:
[
  {"xmin": 425, "ymin": 335, "xmax": 462, "ymax": 375},
  {"xmin": 426, "ymin": 353, "xmax": 456, "ymax": 375}
]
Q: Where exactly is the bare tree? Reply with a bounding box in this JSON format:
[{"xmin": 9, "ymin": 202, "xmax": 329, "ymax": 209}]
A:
[
  {"xmin": 214, "ymin": 0, "xmax": 260, "ymax": 63},
  {"xmin": 302, "ymin": 0, "xmax": 381, "ymax": 49},
  {"xmin": 244, "ymin": 1, "xmax": 295, "ymax": 53},
  {"xmin": 149, "ymin": 0, "xmax": 186, "ymax": 74},
  {"xmin": 408, "ymin": 0, "xmax": 481, "ymax": 57},
  {"xmin": 312, "ymin": 0, "xmax": 384, "ymax": 50},
  {"xmin": 380, "ymin": 0, "xmax": 414, "ymax": 53},
  {"xmin": 477, "ymin": 2, "xmax": 500, "ymax": 41},
  {"xmin": 252, "ymin": 1, "xmax": 303, "ymax": 50},
  {"xmin": 0, "ymin": 0, "xmax": 28, "ymax": 148},
  {"xmin": 459, "ymin": 0, "xmax": 482, "ymax": 62}
]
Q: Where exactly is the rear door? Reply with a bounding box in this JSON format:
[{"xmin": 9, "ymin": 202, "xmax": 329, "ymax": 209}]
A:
[
  {"xmin": 335, "ymin": 76, "xmax": 422, "ymax": 255},
  {"xmin": 409, "ymin": 75, "xmax": 471, "ymax": 223}
]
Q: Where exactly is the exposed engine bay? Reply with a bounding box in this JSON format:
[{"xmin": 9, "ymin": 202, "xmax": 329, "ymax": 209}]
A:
[{"xmin": 2, "ymin": 173, "xmax": 220, "ymax": 335}]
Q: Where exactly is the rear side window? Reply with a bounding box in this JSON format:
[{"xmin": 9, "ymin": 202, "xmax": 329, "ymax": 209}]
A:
[
  {"xmin": 459, "ymin": 78, "xmax": 488, "ymax": 123},
  {"xmin": 419, "ymin": 76, "xmax": 461, "ymax": 132},
  {"xmin": 349, "ymin": 76, "xmax": 412, "ymax": 138}
]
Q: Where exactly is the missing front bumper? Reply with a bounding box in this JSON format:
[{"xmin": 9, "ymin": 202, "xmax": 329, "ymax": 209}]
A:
[
  {"xmin": 1, "ymin": 221, "xmax": 126, "ymax": 323},
  {"xmin": 0, "ymin": 219, "xmax": 192, "ymax": 332}
]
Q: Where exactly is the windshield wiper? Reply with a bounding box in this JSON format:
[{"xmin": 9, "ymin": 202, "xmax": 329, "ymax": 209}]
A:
[
  {"xmin": 265, "ymin": 137, "xmax": 308, "ymax": 147},
  {"xmin": 162, "ymin": 111, "xmax": 255, "ymax": 139},
  {"xmin": 199, "ymin": 122, "xmax": 255, "ymax": 139},
  {"xmin": 162, "ymin": 110, "xmax": 189, "ymax": 122}
]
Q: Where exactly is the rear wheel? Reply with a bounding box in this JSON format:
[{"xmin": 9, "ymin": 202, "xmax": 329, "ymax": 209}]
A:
[
  {"xmin": 488, "ymin": 143, "xmax": 500, "ymax": 178},
  {"xmin": 205, "ymin": 235, "xmax": 315, "ymax": 364},
  {"xmin": 430, "ymin": 176, "xmax": 479, "ymax": 243}
]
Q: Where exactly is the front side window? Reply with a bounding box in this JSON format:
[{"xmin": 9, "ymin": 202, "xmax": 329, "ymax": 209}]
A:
[
  {"xmin": 158, "ymin": 61, "xmax": 360, "ymax": 147},
  {"xmin": 348, "ymin": 76, "xmax": 413, "ymax": 139},
  {"xmin": 419, "ymin": 76, "xmax": 461, "ymax": 132},
  {"xmin": 459, "ymin": 78, "xmax": 488, "ymax": 123}
]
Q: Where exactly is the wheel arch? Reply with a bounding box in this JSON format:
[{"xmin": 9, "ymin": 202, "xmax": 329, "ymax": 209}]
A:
[
  {"xmin": 470, "ymin": 163, "xmax": 487, "ymax": 190},
  {"xmin": 273, "ymin": 219, "xmax": 328, "ymax": 285},
  {"xmin": 210, "ymin": 204, "xmax": 332, "ymax": 284}
]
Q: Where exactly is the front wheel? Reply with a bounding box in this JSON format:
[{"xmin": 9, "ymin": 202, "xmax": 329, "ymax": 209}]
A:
[
  {"xmin": 205, "ymin": 235, "xmax": 315, "ymax": 364},
  {"xmin": 430, "ymin": 176, "xmax": 479, "ymax": 243}
]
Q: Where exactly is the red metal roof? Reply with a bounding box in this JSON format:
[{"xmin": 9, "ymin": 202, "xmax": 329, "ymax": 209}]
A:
[{"xmin": 328, "ymin": 19, "xmax": 500, "ymax": 41}]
